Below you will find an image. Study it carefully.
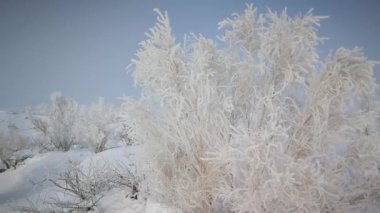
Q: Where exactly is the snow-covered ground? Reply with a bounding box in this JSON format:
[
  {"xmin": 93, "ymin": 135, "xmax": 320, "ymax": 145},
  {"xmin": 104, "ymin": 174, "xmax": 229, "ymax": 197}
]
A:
[
  {"xmin": 0, "ymin": 149, "xmax": 92, "ymax": 211},
  {"xmin": 0, "ymin": 147, "xmax": 143, "ymax": 212},
  {"xmin": 0, "ymin": 110, "xmax": 170, "ymax": 212}
]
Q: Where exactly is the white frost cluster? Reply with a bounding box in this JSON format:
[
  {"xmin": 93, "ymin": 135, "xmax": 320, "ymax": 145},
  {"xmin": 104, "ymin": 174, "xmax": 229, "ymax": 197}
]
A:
[
  {"xmin": 28, "ymin": 93, "xmax": 123, "ymax": 153},
  {"xmin": 124, "ymin": 5, "xmax": 380, "ymax": 212}
]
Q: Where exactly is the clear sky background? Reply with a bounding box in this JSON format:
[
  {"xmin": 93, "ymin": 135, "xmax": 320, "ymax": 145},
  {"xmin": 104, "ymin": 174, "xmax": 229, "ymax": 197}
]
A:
[{"xmin": 1, "ymin": 0, "xmax": 379, "ymax": 109}]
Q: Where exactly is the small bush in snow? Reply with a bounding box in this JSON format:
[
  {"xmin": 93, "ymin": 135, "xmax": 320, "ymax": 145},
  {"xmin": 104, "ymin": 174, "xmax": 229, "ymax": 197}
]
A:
[
  {"xmin": 74, "ymin": 98, "xmax": 118, "ymax": 153},
  {"xmin": 0, "ymin": 125, "xmax": 30, "ymax": 170},
  {"xmin": 124, "ymin": 5, "xmax": 380, "ymax": 212},
  {"xmin": 47, "ymin": 161, "xmax": 111, "ymax": 212},
  {"xmin": 28, "ymin": 92, "xmax": 78, "ymax": 152},
  {"xmin": 15, "ymin": 159, "xmax": 139, "ymax": 212}
]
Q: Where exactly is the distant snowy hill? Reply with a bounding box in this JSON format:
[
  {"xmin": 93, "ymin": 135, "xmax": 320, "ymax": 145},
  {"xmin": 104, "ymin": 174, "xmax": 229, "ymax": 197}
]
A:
[{"xmin": 0, "ymin": 109, "xmax": 35, "ymax": 138}]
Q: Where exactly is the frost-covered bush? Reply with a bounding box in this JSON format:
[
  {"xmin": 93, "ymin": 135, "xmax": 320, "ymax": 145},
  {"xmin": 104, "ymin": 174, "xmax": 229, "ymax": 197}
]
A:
[
  {"xmin": 29, "ymin": 93, "xmax": 130, "ymax": 153},
  {"xmin": 124, "ymin": 5, "xmax": 380, "ymax": 212},
  {"xmin": 0, "ymin": 125, "xmax": 30, "ymax": 170},
  {"xmin": 74, "ymin": 98, "xmax": 116, "ymax": 153},
  {"xmin": 113, "ymin": 112, "xmax": 134, "ymax": 146},
  {"xmin": 15, "ymin": 159, "xmax": 138, "ymax": 213},
  {"xmin": 47, "ymin": 161, "xmax": 114, "ymax": 212},
  {"xmin": 29, "ymin": 92, "xmax": 78, "ymax": 151}
]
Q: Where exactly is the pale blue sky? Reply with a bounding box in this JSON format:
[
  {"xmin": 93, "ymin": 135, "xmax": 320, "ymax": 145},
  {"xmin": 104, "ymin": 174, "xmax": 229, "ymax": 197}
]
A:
[{"xmin": 1, "ymin": 0, "xmax": 379, "ymax": 109}]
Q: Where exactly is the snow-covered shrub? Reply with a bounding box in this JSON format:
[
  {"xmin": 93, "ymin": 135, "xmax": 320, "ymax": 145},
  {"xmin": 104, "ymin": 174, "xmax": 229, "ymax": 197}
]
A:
[
  {"xmin": 29, "ymin": 92, "xmax": 78, "ymax": 151},
  {"xmin": 47, "ymin": 161, "xmax": 112, "ymax": 212},
  {"xmin": 16, "ymin": 158, "xmax": 139, "ymax": 212},
  {"xmin": 0, "ymin": 125, "xmax": 29, "ymax": 170},
  {"xmin": 112, "ymin": 114, "xmax": 134, "ymax": 146},
  {"xmin": 124, "ymin": 5, "xmax": 380, "ymax": 212},
  {"xmin": 74, "ymin": 98, "xmax": 116, "ymax": 153}
]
